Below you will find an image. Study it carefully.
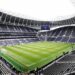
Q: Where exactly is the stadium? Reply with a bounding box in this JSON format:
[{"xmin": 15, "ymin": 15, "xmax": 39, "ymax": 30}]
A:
[
  {"xmin": 0, "ymin": 1, "xmax": 75, "ymax": 75},
  {"xmin": 0, "ymin": 11, "xmax": 75, "ymax": 75}
]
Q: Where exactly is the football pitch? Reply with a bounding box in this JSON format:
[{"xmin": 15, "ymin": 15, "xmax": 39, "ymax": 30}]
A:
[{"xmin": 0, "ymin": 42, "xmax": 73, "ymax": 72}]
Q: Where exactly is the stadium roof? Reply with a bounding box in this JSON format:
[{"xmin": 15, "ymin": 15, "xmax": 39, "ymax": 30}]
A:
[{"xmin": 0, "ymin": 0, "xmax": 75, "ymax": 21}]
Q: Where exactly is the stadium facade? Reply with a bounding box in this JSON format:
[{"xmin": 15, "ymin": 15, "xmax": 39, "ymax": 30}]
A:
[{"xmin": 0, "ymin": 11, "xmax": 75, "ymax": 75}]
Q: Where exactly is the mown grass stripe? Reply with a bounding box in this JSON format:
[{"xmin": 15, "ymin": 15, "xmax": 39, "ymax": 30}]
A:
[{"xmin": 0, "ymin": 42, "xmax": 72, "ymax": 72}]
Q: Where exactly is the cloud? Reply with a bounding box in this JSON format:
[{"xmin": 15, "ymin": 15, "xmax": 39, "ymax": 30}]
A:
[{"xmin": 0, "ymin": 0, "xmax": 75, "ymax": 21}]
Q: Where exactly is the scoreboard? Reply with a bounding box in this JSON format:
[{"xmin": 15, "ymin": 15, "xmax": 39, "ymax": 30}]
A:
[{"xmin": 41, "ymin": 25, "xmax": 50, "ymax": 30}]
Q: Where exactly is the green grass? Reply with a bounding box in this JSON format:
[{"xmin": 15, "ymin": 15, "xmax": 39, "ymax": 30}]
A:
[{"xmin": 0, "ymin": 41, "xmax": 73, "ymax": 72}]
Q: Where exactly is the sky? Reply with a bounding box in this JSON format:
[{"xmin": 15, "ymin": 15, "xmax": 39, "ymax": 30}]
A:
[{"xmin": 0, "ymin": 0, "xmax": 75, "ymax": 21}]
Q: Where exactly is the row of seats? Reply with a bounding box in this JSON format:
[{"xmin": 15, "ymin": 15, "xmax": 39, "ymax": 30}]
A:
[
  {"xmin": 43, "ymin": 53, "xmax": 75, "ymax": 75},
  {"xmin": 0, "ymin": 35, "xmax": 37, "ymax": 39},
  {"xmin": 0, "ymin": 24, "xmax": 38, "ymax": 33},
  {"xmin": 0, "ymin": 57, "xmax": 16, "ymax": 75},
  {"xmin": 40, "ymin": 26, "xmax": 75, "ymax": 43},
  {"xmin": 0, "ymin": 63, "xmax": 11, "ymax": 75},
  {"xmin": 0, "ymin": 38, "xmax": 39, "ymax": 46},
  {"xmin": 58, "ymin": 54, "xmax": 75, "ymax": 62},
  {"xmin": 0, "ymin": 24, "xmax": 38, "ymax": 41},
  {"xmin": 44, "ymin": 63, "xmax": 75, "ymax": 75}
]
